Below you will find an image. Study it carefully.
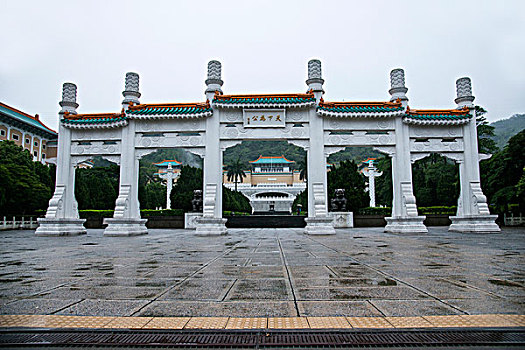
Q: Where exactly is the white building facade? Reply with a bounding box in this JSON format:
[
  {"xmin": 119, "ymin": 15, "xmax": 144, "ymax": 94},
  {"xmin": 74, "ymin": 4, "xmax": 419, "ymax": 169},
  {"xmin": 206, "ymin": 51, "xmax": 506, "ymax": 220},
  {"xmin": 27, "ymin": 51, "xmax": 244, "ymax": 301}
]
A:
[{"xmin": 35, "ymin": 60, "xmax": 500, "ymax": 237}]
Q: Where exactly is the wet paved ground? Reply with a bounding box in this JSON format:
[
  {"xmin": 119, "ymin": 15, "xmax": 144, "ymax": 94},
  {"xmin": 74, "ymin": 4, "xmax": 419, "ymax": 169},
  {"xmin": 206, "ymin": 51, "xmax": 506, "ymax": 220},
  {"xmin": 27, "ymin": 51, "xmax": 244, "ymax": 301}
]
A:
[{"xmin": 0, "ymin": 227, "xmax": 524, "ymax": 317}]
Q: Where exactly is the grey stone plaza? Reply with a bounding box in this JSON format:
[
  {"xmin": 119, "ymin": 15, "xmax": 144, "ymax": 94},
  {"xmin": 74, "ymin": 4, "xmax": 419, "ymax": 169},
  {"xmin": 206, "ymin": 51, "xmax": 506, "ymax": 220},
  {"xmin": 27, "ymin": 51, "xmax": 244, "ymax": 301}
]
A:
[{"xmin": 1, "ymin": 227, "xmax": 523, "ymax": 318}]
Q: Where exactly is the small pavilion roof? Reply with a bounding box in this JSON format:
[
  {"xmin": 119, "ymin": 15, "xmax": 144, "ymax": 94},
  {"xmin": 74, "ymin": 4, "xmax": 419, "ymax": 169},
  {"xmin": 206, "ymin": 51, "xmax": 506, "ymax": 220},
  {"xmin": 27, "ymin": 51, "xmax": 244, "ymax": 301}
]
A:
[
  {"xmin": 317, "ymin": 99, "xmax": 404, "ymax": 117},
  {"xmin": 249, "ymin": 155, "xmax": 295, "ymax": 165},
  {"xmin": 153, "ymin": 159, "xmax": 182, "ymax": 167}
]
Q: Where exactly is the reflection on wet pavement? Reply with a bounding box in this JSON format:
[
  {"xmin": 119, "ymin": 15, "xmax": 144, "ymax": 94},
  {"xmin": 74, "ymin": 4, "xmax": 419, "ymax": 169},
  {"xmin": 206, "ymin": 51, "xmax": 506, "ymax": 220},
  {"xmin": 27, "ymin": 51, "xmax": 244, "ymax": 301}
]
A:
[{"xmin": 0, "ymin": 226, "xmax": 523, "ymax": 317}]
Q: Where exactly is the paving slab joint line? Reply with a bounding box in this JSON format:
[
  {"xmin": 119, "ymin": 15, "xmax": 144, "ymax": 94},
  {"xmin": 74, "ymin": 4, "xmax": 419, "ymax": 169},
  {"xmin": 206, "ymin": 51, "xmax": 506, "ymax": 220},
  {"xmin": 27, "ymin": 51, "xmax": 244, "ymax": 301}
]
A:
[
  {"xmin": 129, "ymin": 241, "xmax": 244, "ymax": 316},
  {"xmin": 305, "ymin": 235, "xmax": 470, "ymax": 316},
  {"xmin": 277, "ymin": 238, "xmax": 300, "ymax": 317}
]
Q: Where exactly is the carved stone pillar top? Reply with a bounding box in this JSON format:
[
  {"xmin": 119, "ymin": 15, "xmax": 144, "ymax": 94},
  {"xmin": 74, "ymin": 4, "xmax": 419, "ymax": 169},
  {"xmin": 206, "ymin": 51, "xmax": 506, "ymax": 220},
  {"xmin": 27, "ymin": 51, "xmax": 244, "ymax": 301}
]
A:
[
  {"xmin": 389, "ymin": 68, "xmax": 408, "ymax": 102},
  {"xmin": 306, "ymin": 59, "xmax": 324, "ymax": 89},
  {"xmin": 59, "ymin": 82, "xmax": 79, "ymax": 113},
  {"xmin": 205, "ymin": 60, "xmax": 223, "ymax": 93},
  {"xmin": 455, "ymin": 77, "xmax": 475, "ymax": 107},
  {"xmin": 122, "ymin": 72, "xmax": 141, "ymax": 106}
]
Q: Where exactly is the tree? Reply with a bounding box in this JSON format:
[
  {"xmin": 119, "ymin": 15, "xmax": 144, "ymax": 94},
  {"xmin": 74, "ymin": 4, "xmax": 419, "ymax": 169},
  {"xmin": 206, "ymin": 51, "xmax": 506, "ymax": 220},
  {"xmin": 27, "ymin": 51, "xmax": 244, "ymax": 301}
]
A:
[
  {"xmin": 297, "ymin": 155, "xmax": 307, "ymax": 181},
  {"xmin": 412, "ymin": 154, "xmax": 459, "ymax": 207},
  {"xmin": 475, "ymin": 106, "xmax": 498, "ymax": 154},
  {"xmin": 481, "ymin": 130, "xmax": 525, "ymax": 213},
  {"xmin": 327, "ymin": 160, "xmax": 368, "ymax": 212},
  {"xmin": 75, "ymin": 165, "xmax": 119, "ymax": 210},
  {"xmin": 0, "ymin": 141, "xmax": 53, "ymax": 215},
  {"xmin": 170, "ymin": 166, "xmax": 203, "ymax": 212},
  {"xmin": 226, "ymin": 157, "xmax": 246, "ymax": 191}
]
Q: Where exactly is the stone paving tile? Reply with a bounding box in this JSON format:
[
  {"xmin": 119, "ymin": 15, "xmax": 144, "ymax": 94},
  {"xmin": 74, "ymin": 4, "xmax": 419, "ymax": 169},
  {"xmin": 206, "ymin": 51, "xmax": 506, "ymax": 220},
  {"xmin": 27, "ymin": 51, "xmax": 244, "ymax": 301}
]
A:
[
  {"xmin": 399, "ymin": 277, "xmax": 494, "ymax": 299},
  {"xmin": 159, "ymin": 279, "xmax": 234, "ymax": 301},
  {"xmin": 56, "ymin": 299, "xmax": 150, "ymax": 317},
  {"xmin": 0, "ymin": 298, "xmax": 81, "ymax": 315},
  {"xmin": 138, "ymin": 301, "xmax": 297, "ymax": 317},
  {"xmin": 443, "ymin": 297, "xmax": 525, "ymax": 315},
  {"xmin": 295, "ymin": 286, "xmax": 429, "ymax": 301},
  {"xmin": 297, "ymin": 301, "xmax": 382, "ymax": 317},
  {"xmin": 35, "ymin": 286, "xmax": 164, "ymax": 300},
  {"xmin": 293, "ymin": 277, "xmax": 400, "ymax": 288},
  {"xmin": 225, "ymin": 279, "xmax": 290, "ymax": 300},
  {"xmin": 369, "ymin": 300, "xmax": 462, "ymax": 317},
  {"xmin": 1, "ymin": 227, "xmax": 524, "ymax": 318}
]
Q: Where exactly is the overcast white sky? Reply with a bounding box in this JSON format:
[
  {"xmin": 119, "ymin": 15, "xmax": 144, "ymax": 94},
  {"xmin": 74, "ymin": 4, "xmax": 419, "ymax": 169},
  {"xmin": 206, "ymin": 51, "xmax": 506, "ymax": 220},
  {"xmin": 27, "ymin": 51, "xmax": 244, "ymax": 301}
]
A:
[{"xmin": 1, "ymin": 0, "xmax": 524, "ymax": 131}]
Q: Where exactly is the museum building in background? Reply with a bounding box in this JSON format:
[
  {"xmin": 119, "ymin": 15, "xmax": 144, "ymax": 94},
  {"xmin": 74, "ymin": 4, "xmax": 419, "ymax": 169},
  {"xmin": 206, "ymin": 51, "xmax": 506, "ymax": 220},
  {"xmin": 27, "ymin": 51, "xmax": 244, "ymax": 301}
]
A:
[{"xmin": 0, "ymin": 102, "xmax": 58, "ymax": 164}]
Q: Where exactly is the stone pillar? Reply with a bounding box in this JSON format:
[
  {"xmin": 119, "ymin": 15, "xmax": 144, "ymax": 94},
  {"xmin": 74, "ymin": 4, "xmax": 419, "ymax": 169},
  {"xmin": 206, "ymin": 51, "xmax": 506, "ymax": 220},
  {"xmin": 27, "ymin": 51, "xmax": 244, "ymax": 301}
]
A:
[
  {"xmin": 449, "ymin": 77, "xmax": 500, "ymax": 233},
  {"xmin": 36, "ymin": 83, "xmax": 86, "ymax": 236},
  {"xmin": 166, "ymin": 164, "xmax": 173, "ymax": 210},
  {"xmin": 104, "ymin": 74, "xmax": 147, "ymax": 236},
  {"xmin": 304, "ymin": 59, "xmax": 335, "ymax": 235},
  {"xmin": 363, "ymin": 161, "xmax": 383, "ymax": 207},
  {"xmin": 195, "ymin": 60, "xmax": 227, "ymax": 235},
  {"xmin": 385, "ymin": 69, "xmax": 427, "ymax": 233},
  {"xmin": 122, "ymin": 72, "xmax": 141, "ymax": 110}
]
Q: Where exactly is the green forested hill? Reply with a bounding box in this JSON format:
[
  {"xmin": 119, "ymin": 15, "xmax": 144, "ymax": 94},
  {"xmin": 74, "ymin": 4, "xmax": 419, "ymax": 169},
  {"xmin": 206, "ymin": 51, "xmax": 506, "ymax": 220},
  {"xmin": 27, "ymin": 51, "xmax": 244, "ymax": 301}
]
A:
[{"xmin": 491, "ymin": 114, "xmax": 525, "ymax": 150}]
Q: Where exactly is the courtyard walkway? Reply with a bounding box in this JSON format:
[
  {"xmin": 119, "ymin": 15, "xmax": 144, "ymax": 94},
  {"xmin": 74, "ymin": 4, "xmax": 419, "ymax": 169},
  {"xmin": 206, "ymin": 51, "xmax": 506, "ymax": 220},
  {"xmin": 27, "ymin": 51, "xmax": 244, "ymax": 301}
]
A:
[{"xmin": 1, "ymin": 226, "xmax": 523, "ymax": 320}]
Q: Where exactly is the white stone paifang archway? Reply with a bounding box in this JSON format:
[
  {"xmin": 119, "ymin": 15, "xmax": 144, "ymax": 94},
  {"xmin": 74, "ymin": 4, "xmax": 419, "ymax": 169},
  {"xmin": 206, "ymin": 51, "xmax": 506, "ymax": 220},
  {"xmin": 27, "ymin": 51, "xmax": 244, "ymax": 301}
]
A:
[{"xmin": 35, "ymin": 60, "xmax": 500, "ymax": 237}]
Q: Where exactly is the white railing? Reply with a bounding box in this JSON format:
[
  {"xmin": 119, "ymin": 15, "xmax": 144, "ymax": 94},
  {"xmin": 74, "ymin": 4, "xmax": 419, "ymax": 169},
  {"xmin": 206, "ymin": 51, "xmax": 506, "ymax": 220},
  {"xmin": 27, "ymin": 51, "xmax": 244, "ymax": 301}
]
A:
[
  {"xmin": 504, "ymin": 213, "xmax": 525, "ymax": 226},
  {"xmin": 1, "ymin": 217, "xmax": 39, "ymax": 231}
]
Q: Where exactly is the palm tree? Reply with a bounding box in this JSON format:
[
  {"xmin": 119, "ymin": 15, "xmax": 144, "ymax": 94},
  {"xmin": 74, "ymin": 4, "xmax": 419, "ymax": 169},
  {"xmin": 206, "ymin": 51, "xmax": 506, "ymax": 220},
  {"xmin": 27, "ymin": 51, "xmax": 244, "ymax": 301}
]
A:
[
  {"xmin": 226, "ymin": 157, "xmax": 247, "ymax": 191},
  {"xmin": 297, "ymin": 155, "xmax": 307, "ymax": 181}
]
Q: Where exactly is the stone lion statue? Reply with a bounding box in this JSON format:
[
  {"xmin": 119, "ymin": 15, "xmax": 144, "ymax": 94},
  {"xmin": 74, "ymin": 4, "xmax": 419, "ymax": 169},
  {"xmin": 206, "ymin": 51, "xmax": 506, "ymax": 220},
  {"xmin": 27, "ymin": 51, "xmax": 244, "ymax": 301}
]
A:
[
  {"xmin": 330, "ymin": 188, "xmax": 347, "ymax": 211},
  {"xmin": 191, "ymin": 190, "xmax": 203, "ymax": 212}
]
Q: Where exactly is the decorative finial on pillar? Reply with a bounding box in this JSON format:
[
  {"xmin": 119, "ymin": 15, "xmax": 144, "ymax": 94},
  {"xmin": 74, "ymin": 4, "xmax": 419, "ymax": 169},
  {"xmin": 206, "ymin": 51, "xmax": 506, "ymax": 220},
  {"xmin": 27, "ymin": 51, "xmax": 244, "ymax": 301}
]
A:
[
  {"xmin": 306, "ymin": 59, "xmax": 324, "ymax": 94},
  {"xmin": 122, "ymin": 72, "xmax": 141, "ymax": 109},
  {"xmin": 389, "ymin": 68, "xmax": 408, "ymax": 102},
  {"xmin": 59, "ymin": 82, "xmax": 79, "ymax": 115},
  {"xmin": 205, "ymin": 60, "xmax": 223, "ymax": 94},
  {"xmin": 455, "ymin": 77, "xmax": 475, "ymax": 108}
]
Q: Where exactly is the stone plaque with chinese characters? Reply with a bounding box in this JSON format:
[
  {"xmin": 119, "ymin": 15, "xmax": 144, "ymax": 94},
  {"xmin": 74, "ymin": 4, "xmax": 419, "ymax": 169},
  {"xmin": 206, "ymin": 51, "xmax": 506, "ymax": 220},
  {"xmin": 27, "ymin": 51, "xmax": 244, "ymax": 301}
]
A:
[{"xmin": 243, "ymin": 109, "xmax": 286, "ymax": 128}]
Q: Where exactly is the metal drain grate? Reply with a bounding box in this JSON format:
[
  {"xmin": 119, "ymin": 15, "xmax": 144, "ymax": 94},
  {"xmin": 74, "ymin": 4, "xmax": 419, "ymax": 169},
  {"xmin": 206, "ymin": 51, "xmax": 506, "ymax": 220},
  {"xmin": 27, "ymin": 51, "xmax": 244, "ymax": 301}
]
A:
[{"xmin": 1, "ymin": 328, "xmax": 524, "ymax": 348}]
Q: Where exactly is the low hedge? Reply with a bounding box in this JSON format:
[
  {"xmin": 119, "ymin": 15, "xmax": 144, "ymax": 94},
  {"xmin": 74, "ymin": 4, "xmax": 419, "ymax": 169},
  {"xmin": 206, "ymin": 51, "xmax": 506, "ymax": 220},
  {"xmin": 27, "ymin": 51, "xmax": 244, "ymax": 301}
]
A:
[
  {"xmin": 223, "ymin": 211, "xmax": 250, "ymax": 216},
  {"xmin": 78, "ymin": 209, "xmax": 184, "ymax": 219},
  {"xmin": 356, "ymin": 206, "xmax": 457, "ymax": 216}
]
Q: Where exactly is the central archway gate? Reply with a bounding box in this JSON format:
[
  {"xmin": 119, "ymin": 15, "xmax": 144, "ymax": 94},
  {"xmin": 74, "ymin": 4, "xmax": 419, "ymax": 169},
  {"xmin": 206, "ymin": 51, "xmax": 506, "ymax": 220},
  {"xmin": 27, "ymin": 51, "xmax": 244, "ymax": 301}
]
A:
[{"xmin": 35, "ymin": 60, "xmax": 500, "ymax": 237}]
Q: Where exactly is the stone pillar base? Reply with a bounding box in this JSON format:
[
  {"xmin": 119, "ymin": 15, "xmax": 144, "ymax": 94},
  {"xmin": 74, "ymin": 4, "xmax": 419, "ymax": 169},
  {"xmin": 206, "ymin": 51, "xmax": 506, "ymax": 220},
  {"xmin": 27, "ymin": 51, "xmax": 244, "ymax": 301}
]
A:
[
  {"xmin": 385, "ymin": 216, "xmax": 427, "ymax": 234},
  {"xmin": 304, "ymin": 217, "xmax": 336, "ymax": 235},
  {"xmin": 103, "ymin": 218, "xmax": 148, "ymax": 236},
  {"xmin": 185, "ymin": 212, "xmax": 203, "ymax": 229},
  {"xmin": 35, "ymin": 218, "xmax": 87, "ymax": 236},
  {"xmin": 329, "ymin": 212, "xmax": 354, "ymax": 228},
  {"xmin": 449, "ymin": 215, "xmax": 500, "ymax": 233},
  {"xmin": 195, "ymin": 217, "xmax": 227, "ymax": 236}
]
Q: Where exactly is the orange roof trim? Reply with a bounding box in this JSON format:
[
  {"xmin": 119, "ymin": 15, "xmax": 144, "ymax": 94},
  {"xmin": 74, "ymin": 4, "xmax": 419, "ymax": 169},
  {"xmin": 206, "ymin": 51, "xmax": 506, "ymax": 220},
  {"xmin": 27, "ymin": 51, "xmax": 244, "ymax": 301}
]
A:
[
  {"xmin": 405, "ymin": 106, "xmax": 470, "ymax": 115},
  {"xmin": 319, "ymin": 99, "xmax": 402, "ymax": 108},
  {"xmin": 63, "ymin": 112, "xmax": 124, "ymax": 120}
]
